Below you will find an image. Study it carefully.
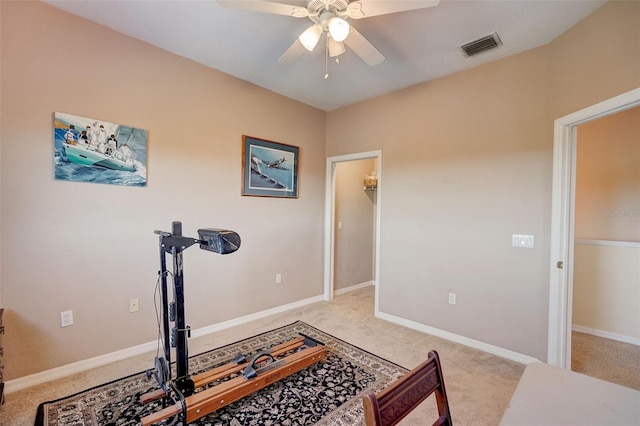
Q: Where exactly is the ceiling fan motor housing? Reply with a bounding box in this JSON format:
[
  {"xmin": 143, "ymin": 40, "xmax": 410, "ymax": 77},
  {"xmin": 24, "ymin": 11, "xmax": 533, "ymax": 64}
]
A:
[{"xmin": 308, "ymin": 0, "xmax": 349, "ymax": 15}]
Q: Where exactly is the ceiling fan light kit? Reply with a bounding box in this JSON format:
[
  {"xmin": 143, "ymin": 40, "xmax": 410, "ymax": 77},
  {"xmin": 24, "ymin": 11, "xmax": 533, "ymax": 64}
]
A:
[
  {"xmin": 219, "ymin": 0, "xmax": 441, "ymax": 72},
  {"xmin": 328, "ymin": 37, "xmax": 345, "ymax": 58},
  {"xmin": 328, "ymin": 16, "xmax": 349, "ymax": 42},
  {"xmin": 299, "ymin": 24, "xmax": 322, "ymax": 51}
]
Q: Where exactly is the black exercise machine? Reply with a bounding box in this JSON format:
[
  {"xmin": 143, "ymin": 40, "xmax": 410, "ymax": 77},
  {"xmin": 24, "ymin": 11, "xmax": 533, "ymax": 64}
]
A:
[
  {"xmin": 141, "ymin": 221, "xmax": 325, "ymax": 425},
  {"xmin": 147, "ymin": 221, "xmax": 241, "ymax": 398}
]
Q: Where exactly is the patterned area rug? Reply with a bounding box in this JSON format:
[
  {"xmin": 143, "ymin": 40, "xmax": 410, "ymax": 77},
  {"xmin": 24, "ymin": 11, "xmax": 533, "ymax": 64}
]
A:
[{"xmin": 35, "ymin": 321, "xmax": 408, "ymax": 425}]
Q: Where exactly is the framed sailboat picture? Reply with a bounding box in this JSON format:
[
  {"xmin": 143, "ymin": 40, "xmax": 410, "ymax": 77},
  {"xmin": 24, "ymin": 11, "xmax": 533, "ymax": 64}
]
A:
[
  {"xmin": 241, "ymin": 135, "xmax": 299, "ymax": 198},
  {"xmin": 53, "ymin": 112, "xmax": 148, "ymax": 186}
]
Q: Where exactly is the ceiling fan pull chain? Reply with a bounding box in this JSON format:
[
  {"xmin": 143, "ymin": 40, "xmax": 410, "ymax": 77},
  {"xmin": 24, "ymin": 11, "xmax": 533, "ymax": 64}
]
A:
[{"xmin": 324, "ymin": 34, "xmax": 330, "ymax": 79}]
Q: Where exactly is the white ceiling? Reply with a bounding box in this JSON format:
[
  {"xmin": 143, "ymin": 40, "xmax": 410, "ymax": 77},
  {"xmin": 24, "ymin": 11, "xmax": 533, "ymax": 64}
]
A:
[{"xmin": 43, "ymin": 0, "xmax": 606, "ymax": 111}]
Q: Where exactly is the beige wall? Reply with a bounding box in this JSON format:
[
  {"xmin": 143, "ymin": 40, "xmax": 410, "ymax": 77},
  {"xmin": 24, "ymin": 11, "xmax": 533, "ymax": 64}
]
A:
[
  {"xmin": 575, "ymin": 107, "xmax": 640, "ymax": 242},
  {"xmin": 573, "ymin": 243, "xmax": 640, "ymax": 341},
  {"xmin": 334, "ymin": 159, "xmax": 376, "ymax": 290},
  {"xmin": 329, "ymin": 47, "xmax": 552, "ymax": 359},
  {"xmin": 0, "ymin": 1, "xmax": 326, "ymax": 379},
  {"xmin": 546, "ymin": 1, "xmax": 640, "ymax": 120},
  {"xmin": 326, "ymin": 0, "xmax": 639, "ymax": 361}
]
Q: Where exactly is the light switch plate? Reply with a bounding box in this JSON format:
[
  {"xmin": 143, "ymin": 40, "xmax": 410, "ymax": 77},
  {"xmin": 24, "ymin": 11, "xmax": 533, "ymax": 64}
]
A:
[{"xmin": 512, "ymin": 234, "xmax": 534, "ymax": 248}]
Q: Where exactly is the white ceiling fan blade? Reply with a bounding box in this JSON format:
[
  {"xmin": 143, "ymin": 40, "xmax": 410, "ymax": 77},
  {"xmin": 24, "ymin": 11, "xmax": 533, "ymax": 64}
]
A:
[
  {"xmin": 347, "ymin": 0, "xmax": 440, "ymax": 19},
  {"xmin": 218, "ymin": 1, "xmax": 309, "ymax": 18},
  {"xmin": 278, "ymin": 38, "xmax": 306, "ymax": 64},
  {"xmin": 344, "ymin": 27, "xmax": 385, "ymax": 66}
]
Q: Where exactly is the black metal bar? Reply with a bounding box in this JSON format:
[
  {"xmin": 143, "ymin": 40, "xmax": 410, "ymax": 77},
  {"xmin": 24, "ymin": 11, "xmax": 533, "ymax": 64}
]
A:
[
  {"xmin": 158, "ymin": 239, "xmax": 171, "ymax": 368},
  {"xmin": 171, "ymin": 242, "xmax": 194, "ymax": 396},
  {"xmin": 173, "ymin": 246, "xmax": 186, "ymax": 380}
]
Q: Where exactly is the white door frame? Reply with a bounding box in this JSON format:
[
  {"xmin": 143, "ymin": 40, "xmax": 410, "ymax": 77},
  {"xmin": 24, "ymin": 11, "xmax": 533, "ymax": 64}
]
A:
[
  {"xmin": 547, "ymin": 88, "xmax": 640, "ymax": 368},
  {"xmin": 324, "ymin": 150, "xmax": 382, "ymax": 308}
]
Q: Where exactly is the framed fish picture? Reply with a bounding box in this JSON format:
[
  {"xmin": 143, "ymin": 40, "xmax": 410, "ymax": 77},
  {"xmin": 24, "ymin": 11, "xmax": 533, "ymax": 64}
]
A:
[
  {"xmin": 53, "ymin": 112, "xmax": 148, "ymax": 186},
  {"xmin": 241, "ymin": 135, "xmax": 299, "ymax": 198}
]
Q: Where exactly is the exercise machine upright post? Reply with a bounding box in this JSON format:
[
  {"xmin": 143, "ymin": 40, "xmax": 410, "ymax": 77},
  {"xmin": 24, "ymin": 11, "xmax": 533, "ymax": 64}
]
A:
[{"xmin": 151, "ymin": 221, "xmax": 241, "ymax": 398}]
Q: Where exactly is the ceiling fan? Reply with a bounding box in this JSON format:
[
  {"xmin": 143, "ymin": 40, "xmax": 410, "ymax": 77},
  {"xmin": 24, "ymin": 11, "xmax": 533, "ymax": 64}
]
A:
[{"xmin": 218, "ymin": 0, "xmax": 440, "ymax": 68}]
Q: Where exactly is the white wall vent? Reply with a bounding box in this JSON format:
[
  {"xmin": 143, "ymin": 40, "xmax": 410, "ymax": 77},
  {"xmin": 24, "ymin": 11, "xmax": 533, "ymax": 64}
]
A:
[{"xmin": 460, "ymin": 32, "xmax": 503, "ymax": 57}]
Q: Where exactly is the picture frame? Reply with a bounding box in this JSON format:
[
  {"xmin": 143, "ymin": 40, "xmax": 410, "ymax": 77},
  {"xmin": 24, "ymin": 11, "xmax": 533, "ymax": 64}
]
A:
[
  {"xmin": 53, "ymin": 112, "xmax": 148, "ymax": 187},
  {"xmin": 242, "ymin": 135, "xmax": 299, "ymax": 198}
]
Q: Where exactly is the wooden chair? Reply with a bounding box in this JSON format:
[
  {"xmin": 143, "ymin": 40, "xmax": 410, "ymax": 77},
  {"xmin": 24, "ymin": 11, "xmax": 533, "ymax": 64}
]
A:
[{"xmin": 362, "ymin": 350, "xmax": 452, "ymax": 426}]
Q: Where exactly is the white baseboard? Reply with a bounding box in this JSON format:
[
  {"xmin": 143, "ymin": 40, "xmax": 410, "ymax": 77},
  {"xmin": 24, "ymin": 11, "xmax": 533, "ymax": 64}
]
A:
[
  {"xmin": 572, "ymin": 325, "xmax": 640, "ymax": 346},
  {"xmin": 376, "ymin": 311, "xmax": 541, "ymax": 365},
  {"xmin": 5, "ymin": 340, "xmax": 158, "ymax": 395},
  {"xmin": 189, "ymin": 295, "xmax": 323, "ymax": 339},
  {"xmin": 333, "ymin": 280, "xmax": 374, "ymax": 296},
  {"xmin": 5, "ymin": 294, "xmax": 324, "ymax": 394}
]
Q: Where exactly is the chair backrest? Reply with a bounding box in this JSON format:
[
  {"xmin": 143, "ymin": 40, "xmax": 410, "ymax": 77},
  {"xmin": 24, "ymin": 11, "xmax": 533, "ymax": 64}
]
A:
[{"xmin": 362, "ymin": 350, "xmax": 452, "ymax": 426}]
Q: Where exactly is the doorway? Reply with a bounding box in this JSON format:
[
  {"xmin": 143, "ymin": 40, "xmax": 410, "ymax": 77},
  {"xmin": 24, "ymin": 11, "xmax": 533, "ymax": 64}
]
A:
[
  {"xmin": 324, "ymin": 151, "xmax": 382, "ymax": 313},
  {"xmin": 547, "ymin": 88, "xmax": 640, "ymax": 368}
]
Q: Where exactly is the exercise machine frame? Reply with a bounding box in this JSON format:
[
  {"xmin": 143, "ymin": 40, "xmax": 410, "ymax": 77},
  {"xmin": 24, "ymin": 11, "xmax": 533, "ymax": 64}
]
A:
[{"xmin": 142, "ymin": 221, "xmax": 325, "ymax": 425}]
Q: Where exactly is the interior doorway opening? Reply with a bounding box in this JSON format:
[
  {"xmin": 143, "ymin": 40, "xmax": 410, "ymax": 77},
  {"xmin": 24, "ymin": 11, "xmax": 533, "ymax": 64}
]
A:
[
  {"xmin": 324, "ymin": 151, "xmax": 382, "ymax": 313},
  {"xmin": 548, "ymin": 88, "xmax": 640, "ymax": 368}
]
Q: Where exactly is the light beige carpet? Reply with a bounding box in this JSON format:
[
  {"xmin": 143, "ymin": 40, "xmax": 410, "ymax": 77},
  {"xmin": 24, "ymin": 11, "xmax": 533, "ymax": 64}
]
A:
[
  {"xmin": 572, "ymin": 330, "xmax": 640, "ymax": 391},
  {"xmin": 1, "ymin": 286, "xmax": 525, "ymax": 425}
]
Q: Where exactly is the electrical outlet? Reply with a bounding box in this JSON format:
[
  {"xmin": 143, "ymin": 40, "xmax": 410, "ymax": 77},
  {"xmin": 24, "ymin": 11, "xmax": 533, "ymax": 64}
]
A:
[
  {"xmin": 130, "ymin": 298, "xmax": 139, "ymax": 312},
  {"xmin": 448, "ymin": 293, "xmax": 456, "ymax": 305},
  {"xmin": 60, "ymin": 310, "xmax": 74, "ymax": 327},
  {"xmin": 275, "ymin": 273, "xmax": 282, "ymax": 284}
]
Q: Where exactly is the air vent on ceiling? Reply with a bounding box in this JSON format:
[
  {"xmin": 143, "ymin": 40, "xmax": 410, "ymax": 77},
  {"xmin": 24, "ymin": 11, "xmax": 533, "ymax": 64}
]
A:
[{"xmin": 460, "ymin": 32, "xmax": 502, "ymax": 57}]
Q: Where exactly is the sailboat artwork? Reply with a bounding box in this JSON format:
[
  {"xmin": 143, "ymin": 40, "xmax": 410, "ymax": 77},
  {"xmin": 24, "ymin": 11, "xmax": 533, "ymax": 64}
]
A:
[{"xmin": 54, "ymin": 112, "xmax": 148, "ymax": 186}]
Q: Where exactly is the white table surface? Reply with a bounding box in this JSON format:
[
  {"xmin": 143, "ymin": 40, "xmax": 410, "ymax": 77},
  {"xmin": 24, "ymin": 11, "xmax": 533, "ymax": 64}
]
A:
[{"xmin": 500, "ymin": 362, "xmax": 640, "ymax": 426}]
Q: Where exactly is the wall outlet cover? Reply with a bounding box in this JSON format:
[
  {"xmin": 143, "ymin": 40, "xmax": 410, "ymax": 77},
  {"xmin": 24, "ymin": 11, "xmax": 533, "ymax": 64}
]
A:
[{"xmin": 60, "ymin": 310, "xmax": 74, "ymax": 327}]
